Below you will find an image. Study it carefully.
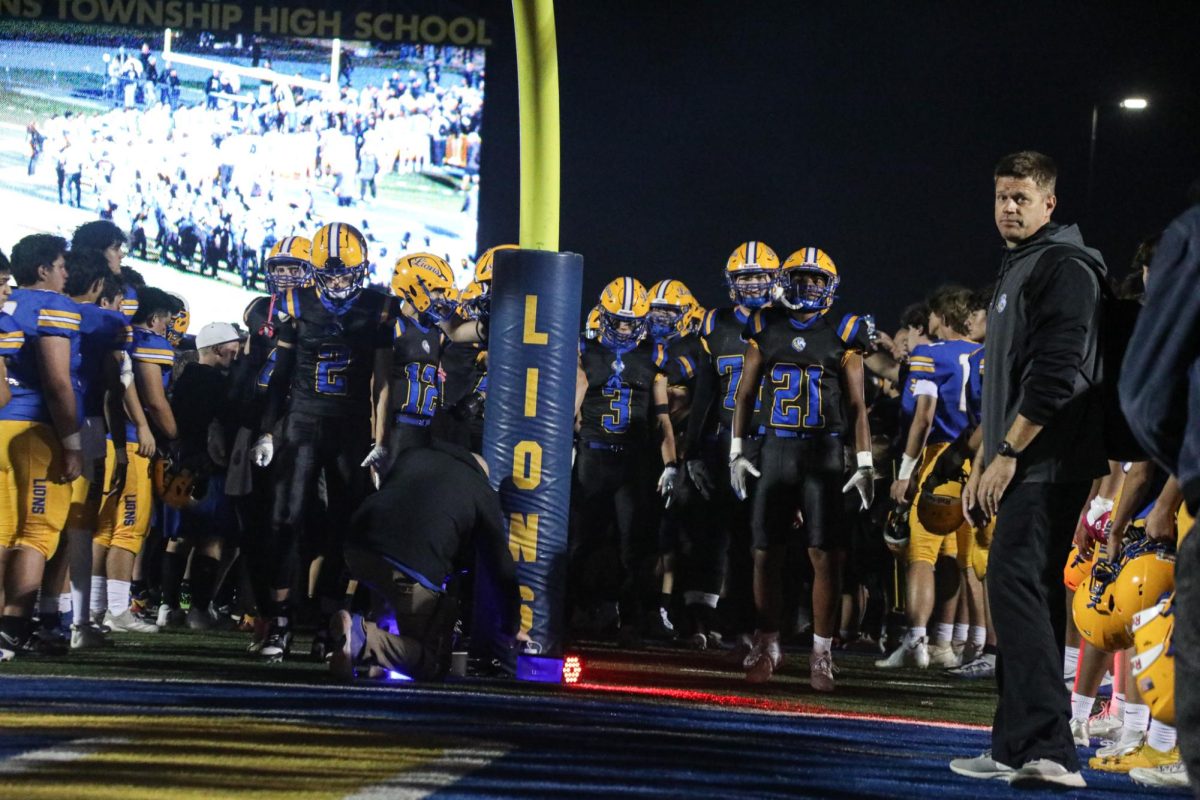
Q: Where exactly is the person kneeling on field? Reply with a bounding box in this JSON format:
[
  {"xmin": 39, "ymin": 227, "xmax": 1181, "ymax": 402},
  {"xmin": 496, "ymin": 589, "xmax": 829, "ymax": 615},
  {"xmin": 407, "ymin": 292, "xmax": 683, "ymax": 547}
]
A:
[{"xmin": 331, "ymin": 442, "xmax": 519, "ymax": 681}]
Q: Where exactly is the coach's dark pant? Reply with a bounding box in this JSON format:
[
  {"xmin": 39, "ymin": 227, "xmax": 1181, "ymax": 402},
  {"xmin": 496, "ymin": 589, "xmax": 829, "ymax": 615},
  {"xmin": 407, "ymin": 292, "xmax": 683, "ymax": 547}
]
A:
[
  {"xmin": 1174, "ymin": 516, "xmax": 1200, "ymax": 798},
  {"xmin": 988, "ymin": 479, "xmax": 1088, "ymax": 771}
]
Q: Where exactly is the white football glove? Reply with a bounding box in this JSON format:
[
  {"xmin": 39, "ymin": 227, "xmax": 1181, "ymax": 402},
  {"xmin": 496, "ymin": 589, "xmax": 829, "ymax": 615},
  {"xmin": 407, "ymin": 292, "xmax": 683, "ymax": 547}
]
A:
[
  {"xmin": 657, "ymin": 464, "xmax": 679, "ymax": 508},
  {"xmin": 728, "ymin": 437, "xmax": 760, "ymax": 501},
  {"xmin": 361, "ymin": 444, "xmax": 389, "ymax": 489},
  {"xmin": 250, "ymin": 434, "xmax": 274, "ymax": 468},
  {"xmin": 841, "ymin": 451, "xmax": 877, "ymax": 510}
]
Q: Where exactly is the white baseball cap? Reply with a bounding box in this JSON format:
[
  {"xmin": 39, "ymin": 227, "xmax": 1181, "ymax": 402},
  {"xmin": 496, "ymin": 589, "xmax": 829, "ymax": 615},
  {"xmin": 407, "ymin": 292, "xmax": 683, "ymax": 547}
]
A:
[{"xmin": 196, "ymin": 322, "xmax": 241, "ymax": 349}]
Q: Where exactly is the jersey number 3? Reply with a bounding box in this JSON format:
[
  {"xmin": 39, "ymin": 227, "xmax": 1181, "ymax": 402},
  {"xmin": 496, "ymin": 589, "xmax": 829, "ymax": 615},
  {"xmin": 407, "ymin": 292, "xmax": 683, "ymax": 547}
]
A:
[{"xmin": 602, "ymin": 385, "xmax": 632, "ymax": 433}]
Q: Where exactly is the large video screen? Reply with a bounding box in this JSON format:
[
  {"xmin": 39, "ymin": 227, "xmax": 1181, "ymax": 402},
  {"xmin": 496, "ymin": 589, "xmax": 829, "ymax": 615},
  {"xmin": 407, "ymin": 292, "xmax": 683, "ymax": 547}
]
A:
[{"xmin": 0, "ymin": 20, "xmax": 486, "ymax": 325}]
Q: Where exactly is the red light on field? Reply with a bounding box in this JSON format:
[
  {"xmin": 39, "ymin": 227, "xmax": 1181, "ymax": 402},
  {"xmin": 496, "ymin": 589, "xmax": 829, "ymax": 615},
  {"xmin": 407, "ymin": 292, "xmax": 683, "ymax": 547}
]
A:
[{"xmin": 562, "ymin": 655, "xmax": 583, "ymax": 685}]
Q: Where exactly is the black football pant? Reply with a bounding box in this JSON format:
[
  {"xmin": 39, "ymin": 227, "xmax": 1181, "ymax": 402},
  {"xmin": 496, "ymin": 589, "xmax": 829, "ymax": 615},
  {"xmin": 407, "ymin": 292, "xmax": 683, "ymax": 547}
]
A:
[
  {"xmin": 569, "ymin": 444, "xmax": 654, "ymax": 628},
  {"xmin": 1174, "ymin": 515, "xmax": 1200, "ymax": 798},
  {"xmin": 987, "ymin": 480, "xmax": 1088, "ymax": 771},
  {"xmin": 751, "ymin": 434, "xmax": 846, "ymax": 552},
  {"xmin": 698, "ymin": 430, "xmax": 758, "ymax": 636},
  {"xmin": 268, "ymin": 412, "xmax": 370, "ymax": 597}
]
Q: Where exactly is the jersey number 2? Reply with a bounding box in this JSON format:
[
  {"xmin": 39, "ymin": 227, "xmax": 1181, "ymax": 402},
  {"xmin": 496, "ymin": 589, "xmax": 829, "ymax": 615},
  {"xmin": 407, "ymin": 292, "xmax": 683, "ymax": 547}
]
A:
[
  {"xmin": 316, "ymin": 345, "xmax": 350, "ymax": 395},
  {"xmin": 401, "ymin": 362, "xmax": 440, "ymax": 416},
  {"xmin": 769, "ymin": 364, "xmax": 824, "ymax": 429}
]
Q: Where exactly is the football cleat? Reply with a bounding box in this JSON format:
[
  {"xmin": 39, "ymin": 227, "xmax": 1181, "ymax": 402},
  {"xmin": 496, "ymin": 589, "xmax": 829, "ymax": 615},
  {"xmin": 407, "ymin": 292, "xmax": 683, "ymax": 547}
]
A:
[
  {"xmin": 311, "ymin": 222, "xmax": 369, "ymax": 303},
  {"xmin": 156, "ymin": 605, "xmax": 186, "ymax": 628},
  {"xmin": 946, "ymin": 654, "xmax": 996, "ymax": 679},
  {"xmin": 597, "ymin": 277, "xmax": 650, "ymax": 352},
  {"xmin": 260, "ymin": 627, "xmax": 293, "ymax": 662},
  {"xmin": 1070, "ymin": 718, "xmax": 1090, "ymax": 747},
  {"xmin": 1089, "ymin": 743, "xmax": 1178, "ymax": 774},
  {"xmin": 392, "ymin": 252, "xmax": 459, "ymax": 322},
  {"xmin": 70, "ymin": 623, "xmax": 112, "ymax": 650},
  {"xmin": 1129, "ymin": 759, "xmax": 1190, "ymax": 789},
  {"xmin": 1087, "ymin": 701, "xmax": 1124, "ymax": 739},
  {"xmin": 810, "ymin": 652, "xmax": 835, "ymax": 692},
  {"xmin": 875, "ymin": 637, "xmax": 929, "ymax": 669},
  {"xmin": 1094, "ymin": 733, "xmax": 1145, "ymax": 759},
  {"xmin": 744, "ymin": 636, "xmax": 783, "ymax": 684},
  {"xmin": 104, "ymin": 609, "xmax": 160, "ymax": 633},
  {"xmin": 724, "ymin": 241, "xmax": 779, "ymax": 309},
  {"xmin": 928, "ymin": 642, "xmax": 961, "ymax": 668},
  {"xmin": 645, "ymin": 279, "xmax": 696, "ymax": 341},
  {"xmin": 777, "ymin": 247, "xmax": 840, "ymax": 311},
  {"xmin": 264, "ymin": 236, "xmax": 314, "ymax": 294}
]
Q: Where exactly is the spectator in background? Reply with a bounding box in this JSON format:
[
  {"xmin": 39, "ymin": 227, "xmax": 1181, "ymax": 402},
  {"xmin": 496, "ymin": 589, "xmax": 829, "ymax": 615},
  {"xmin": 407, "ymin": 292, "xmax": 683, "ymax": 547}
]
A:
[
  {"xmin": 26, "ymin": 122, "xmax": 44, "ymax": 176},
  {"xmin": 357, "ymin": 148, "xmax": 379, "ymax": 201}
]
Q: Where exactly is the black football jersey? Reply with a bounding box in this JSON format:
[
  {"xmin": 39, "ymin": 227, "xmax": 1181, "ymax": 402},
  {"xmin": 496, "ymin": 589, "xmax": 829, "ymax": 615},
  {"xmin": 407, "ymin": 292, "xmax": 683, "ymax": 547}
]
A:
[
  {"xmin": 661, "ymin": 333, "xmax": 707, "ymax": 427},
  {"xmin": 578, "ymin": 337, "xmax": 667, "ymax": 445},
  {"xmin": 744, "ymin": 307, "xmax": 851, "ymax": 435},
  {"xmin": 699, "ymin": 306, "xmax": 761, "ymax": 431},
  {"xmin": 390, "ymin": 313, "xmax": 447, "ymax": 419},
  {"xmin": 227, "ymin": 295, "xmax": 279, "ymax": 428},
  {"xmin": 440, "ymin": 341, "xmax": 486, "ymax": 410},
  {"xmin": 276, "ymin": 287, "xmax": 394, "ymax": 417}
]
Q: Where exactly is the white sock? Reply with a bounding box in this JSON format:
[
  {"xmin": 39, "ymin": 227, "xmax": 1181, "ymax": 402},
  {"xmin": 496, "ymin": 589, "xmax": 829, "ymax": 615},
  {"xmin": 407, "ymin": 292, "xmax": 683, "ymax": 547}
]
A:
[
  {"xmin": 906, "ymin": 626, "xmax": 927, "ymax": 645},
  {"xmin": 1112, "ymin": 692, "xmax": 1126, "ymax": 721},
  {"xmin": 969, "ymin": 625, "xmax": 987, "ymax": 647},
  {"xmin": 90, "ymin": 576, "xmax": 107, "ymax": 616},
  {"xmin": 812, "ymin": 635, "xmax": 832, "ymax": 656},
  {"xmin": 1121, "ymin": 703, "xmax": 1151, "ymax": 745},
  {"xmin": 934, "ymin": 623, "xmax": 954, "ymax": 644},
  {"xmin": 1071, "ymin": 692, "xmax": 1095, "ymax": 722},
  {"xmin": 1063, "ymin": 645, "xmax": 1080, "ymax": 678},
  {"xmin": 39, "ymin": 592, "xmax": 61, "ymax": 616},
  {"xmin": 952, "ymin": 623, "xmax": 969, "ymax": 644},
  {"xmin": 68, "ymin": 530, "xmax": 94, "ymax": 625},
  {"xmin": 58, "ymin": 594, "xmax": 71, "ymax": 614},
  {"xmin": 106, "ymin": 579, "xmax": 131, "ymax": 617},
  {"xmin": 1147, "ymin": 720, "xmax": 1177, "ymax": 753}
]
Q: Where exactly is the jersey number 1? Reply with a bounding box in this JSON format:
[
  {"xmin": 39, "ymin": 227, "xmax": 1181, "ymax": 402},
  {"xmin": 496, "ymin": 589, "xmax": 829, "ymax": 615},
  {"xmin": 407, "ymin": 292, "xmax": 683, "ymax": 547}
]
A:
[{"xmin": 769, "ymin": 364, "xmax": 824, "ymax": 429}]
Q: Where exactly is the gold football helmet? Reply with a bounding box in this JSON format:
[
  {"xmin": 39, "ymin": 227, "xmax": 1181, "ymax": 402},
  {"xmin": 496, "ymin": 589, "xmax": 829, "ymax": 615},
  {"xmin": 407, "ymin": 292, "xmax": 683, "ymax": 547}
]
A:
[
  {"xmin": 474, "ymin": 244, "xmax": 518, "ymax": 284},
  {"xmin": 915, "ymin": 474, "xmax": 965, "ymax": 535},
  {"xmin": 1112, "ymin": 547, "xmax": 1175, "ymax": 621},
  {"xmin": 646, "ymin": 279, "xmax": 696, "ymax": 340},
  {"xmin": 779, "ymin": 247, "xmax": 840, "ymax": 311},
  {"xmin": 151, "ymin": 454, "xmax": 206, "ymax": 510},
  {"xmin": 583, "ymin": 305, "xmax": 602, "ymax": 339},
  {"xmin": 265, "ymin": 235, "xmax": 313, "ymax": 294},
  {"xmin": 1131, "ymin": 592, "xmax": 1176, "ymax": 725},
  {"xmin": 311, "ymin": 222, "xmax": 369, "ymax": 302},
  {"xmin": 683, "ymin": 303, "xmax": 706, "ymax": 335},
  {"xmin": 1063, "ymin": 545, "xmax": 1098, "ymax": 593},
  {"xmin": 597, "ymin": 277, "xmax": 650, "ymax": 350},
  {"xmin": 1072, "ymin": 559, "xmax": 1131, "ymax": 652},
  {"xmin": 166, "ymin": 292, "xmax": 189, "ymax": 346},
  {"xmin": 393, "ymin": 252, "xmax": 459, "ymax": 322},
  {"xmin": 458, "ymin": 280, "xmax": 488, "ymax": 321},
  {"xmin": 724, "ymin": 241, "xmax": 779, "ymax": 309}
]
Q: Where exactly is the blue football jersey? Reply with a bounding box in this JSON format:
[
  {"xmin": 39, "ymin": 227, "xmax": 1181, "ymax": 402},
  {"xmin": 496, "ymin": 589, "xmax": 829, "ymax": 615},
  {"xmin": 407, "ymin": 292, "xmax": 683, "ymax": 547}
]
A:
[
  {"xmin": 123, "ymin": 327, "xmax": 175, "ymax": 443},
  {"xmin": 77, "ymin": 304, "xmax": 132, "ymax": 419},
  {"xmin": 906, "ymin": 339, "xmax": 983, "ymax": 445},
  {"xmin": 965, "ymin": 347, "xmax": 985, "ymax": 429},
  {"xmin": 0, "ymin": 289, "xmax": 81, "ymax": 424}
]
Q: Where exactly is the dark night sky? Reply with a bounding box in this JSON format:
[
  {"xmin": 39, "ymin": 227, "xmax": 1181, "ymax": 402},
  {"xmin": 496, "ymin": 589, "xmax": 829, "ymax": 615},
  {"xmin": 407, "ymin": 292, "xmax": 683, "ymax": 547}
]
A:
[{"xmin": 469, "ymin": 1, "xmax": 1200, "ymax": 328}]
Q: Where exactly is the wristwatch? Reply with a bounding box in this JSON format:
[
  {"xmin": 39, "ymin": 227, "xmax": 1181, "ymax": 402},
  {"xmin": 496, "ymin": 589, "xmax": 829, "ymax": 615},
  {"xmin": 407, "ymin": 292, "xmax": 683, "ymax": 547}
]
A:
[{"xmin": 997, "ymin": 440, "xmax": 1022, "ymax": 458}]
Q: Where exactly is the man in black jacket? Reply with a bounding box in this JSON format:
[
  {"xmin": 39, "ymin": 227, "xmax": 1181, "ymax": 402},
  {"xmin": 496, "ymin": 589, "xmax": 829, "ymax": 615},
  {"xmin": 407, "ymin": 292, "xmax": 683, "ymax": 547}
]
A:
[
  {"xmin": 332, "ymin": 442, "xmax": 519, "ymax": 680},
  {"xmin": 1120, "ymin": 186, "xmax": 1200, "ymax": 795},
  {"xmin": 950, "ymin": 152, "xmax": 1107, "ymax": 789}
]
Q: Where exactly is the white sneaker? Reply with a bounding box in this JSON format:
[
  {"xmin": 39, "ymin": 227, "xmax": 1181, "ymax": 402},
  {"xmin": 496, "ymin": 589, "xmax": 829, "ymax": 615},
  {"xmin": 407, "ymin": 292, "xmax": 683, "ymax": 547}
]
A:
[
  {"xmin": 875, "ymin": 636, "xmax": 929, "ymax": 669},
  {"xmin": 1070, "ymin": 718, "xmax": 1090, "ymax": 747},
  {"xmin": 929, "ymin": 642, "xmax": 960, "ymax": 668},
  {"xmin": 70, "ymin": 624, "xmax": 112, "ymax": 649},
  {"xmin": 949, "ymin": 751, "xmax": 1014, "ymax": 780},
  {"xmin": 104, "ymin": 609, "xmax": 160, "ymax": 633},
  {"xmin": 960, "ymin": 641, "xmax": 983, "ymax": 665},
  {"xmin": 156, "ymin": 605, "xmax": 185, "ymax": 628},
  {"xmin": 810, "ymin": 652, "xmax": 835, "ymax": 692},
  {"xmin": 1007, "ymin": 759, "xmax": 1086, "ymax": 788},
  {"xmin": 1129, "ymin": 759, "xmax": 1190, "ymax": 789}
]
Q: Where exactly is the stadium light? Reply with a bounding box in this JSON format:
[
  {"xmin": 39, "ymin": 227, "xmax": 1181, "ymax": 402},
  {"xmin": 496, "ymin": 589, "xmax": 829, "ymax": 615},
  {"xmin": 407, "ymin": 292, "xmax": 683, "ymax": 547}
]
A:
[{"xmin": 1087, "ymin": 96, "xmax": 1151, "ymax": 218}]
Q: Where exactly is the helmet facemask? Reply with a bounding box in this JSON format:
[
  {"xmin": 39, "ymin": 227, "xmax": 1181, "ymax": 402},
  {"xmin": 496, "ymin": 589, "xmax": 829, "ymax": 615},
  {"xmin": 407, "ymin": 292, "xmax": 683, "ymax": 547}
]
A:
[
  {"xmin": 599, "ymin": 309, "xmax": 646, "ymax": 353},
  {"xmin": 647, "ymin": 305, "xmax": 683, "ymax": 341},
  {"xmin": 265, "ymin": 257, "xmax": 312, "ymax": 296},
  {"xmin": 315, "ymin": 258, "xmax": 367, "ymax": 303},
  {"xmin": 727, "ymin": 269, "xmax": 774, "ymax": 308},
  {"xmin": 777, "ymin": 267, "xmax": 838, "ymax": 311}
]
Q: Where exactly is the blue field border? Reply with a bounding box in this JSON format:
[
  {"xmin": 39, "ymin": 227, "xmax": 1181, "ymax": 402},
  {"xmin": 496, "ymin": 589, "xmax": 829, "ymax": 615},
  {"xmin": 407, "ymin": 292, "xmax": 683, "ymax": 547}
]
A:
[{"xmin": 0, "ymin": 675, "xmax": 1184, "ymax": 799}]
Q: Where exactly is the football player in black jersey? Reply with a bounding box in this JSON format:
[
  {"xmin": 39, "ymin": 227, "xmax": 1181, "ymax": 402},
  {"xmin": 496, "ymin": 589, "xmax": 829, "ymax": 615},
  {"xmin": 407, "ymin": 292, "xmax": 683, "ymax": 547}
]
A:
[
  {"xmin": 433, "ymin": 279, "xmax": 489, "ymax": 452},
  {"xmin": 250, "ymin": 222, "xmax": 394, "ymax": 660},
  {"xmin": 732, "ymin": 247, "xmax": 875, "ymax": 690},
  {"xmin": 227, "ymin": 236, "xmax": 311, "ymax": 651},
  {"xmin": 572, "ymin": 277, "xmax": 677, "ymax": 645},
  {"xmin": 381, "ymin": 252, "xmax": 459, "ymax": 464},
  {"xmin": 679, "ymin": 241, "xmax": 780, "ymax": 651}
]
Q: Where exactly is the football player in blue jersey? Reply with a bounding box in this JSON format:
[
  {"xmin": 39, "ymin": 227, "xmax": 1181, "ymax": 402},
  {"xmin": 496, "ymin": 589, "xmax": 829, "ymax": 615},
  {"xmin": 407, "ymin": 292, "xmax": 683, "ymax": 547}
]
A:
[
  {"xmin": 877, "ymin": 287, "xmax": 982, "ymax": 671},
  {"xmin": 0, "ymin": 234, "xmax": 82, "ymax": 660},
  {"xmin": 72, "ymin": 220, "xmax": 138, "ymax": 321}
]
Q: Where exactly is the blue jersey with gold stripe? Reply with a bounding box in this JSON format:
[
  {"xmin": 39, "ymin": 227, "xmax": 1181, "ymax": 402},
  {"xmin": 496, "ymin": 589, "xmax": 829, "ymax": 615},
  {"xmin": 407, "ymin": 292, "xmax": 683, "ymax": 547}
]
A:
[
  {"xmin": 125, "ymin": 327, "xmax": 175, "ymax": 442},
  {"xmin": 0, "ymin": 289, "xmax": 82, "ymax": 424},
  {"xmin": 966, "ymin": 347, "xmax": 985, "ymax": 428},
  {"xmin": 0, "ymin": 311, "xmax": 25, "ymax": 358},
  {"xmin": 77, "ymin": 304, "xmax": 131, "ymax": 419},
  {"xmin": 119, "ymin": 283, "xmax": 138, "ymax": 322},
  {"xmin": 907, "ymin": 339, "xmax": 983, "ymax": 444}
]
